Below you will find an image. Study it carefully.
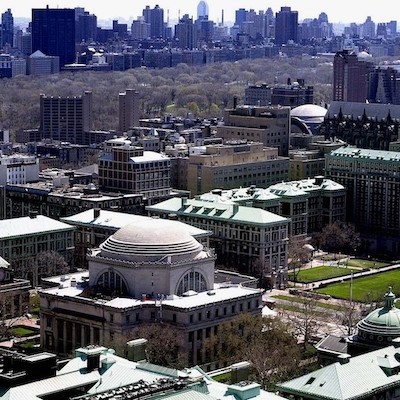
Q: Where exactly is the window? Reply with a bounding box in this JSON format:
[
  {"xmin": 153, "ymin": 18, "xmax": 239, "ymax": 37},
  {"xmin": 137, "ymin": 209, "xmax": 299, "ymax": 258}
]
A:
[
  {"xmin": 96, "ymin": 270, "xmax": 128, "ymax": 296},
  {"xmin": 176, "ymin": 271, "xmax": 207, "ymax": 296}
]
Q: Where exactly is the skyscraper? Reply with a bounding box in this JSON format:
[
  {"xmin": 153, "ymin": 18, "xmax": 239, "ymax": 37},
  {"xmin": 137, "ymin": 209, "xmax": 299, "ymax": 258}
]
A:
[
  {"xmin": 274, "ymin": 6, "xmax": 298, "ymax": 46},
  {"xmin": 333, "ymin": 50, "xmax": 374, "ymax": 102},
  {"xmin": 175, "ymin": 14, "xmax": 197, "ymax": 50},
  {"xmin": 1, "ymin": 9, "xmax": 13, "ymax": 48},
  {"xmin": 142, "ymin": 4, "xmax": 164, "ymax": 39},
  {"xmin": 75, "ymin": 10, "xmax": 97, "ymax": 43},
  {"xmin": 197, "ymin": 1, "xmax": 209, "ymax": 20},
  {"xmin": 32, "ymin": 7, "xmax": 76, "ymax": 67}
]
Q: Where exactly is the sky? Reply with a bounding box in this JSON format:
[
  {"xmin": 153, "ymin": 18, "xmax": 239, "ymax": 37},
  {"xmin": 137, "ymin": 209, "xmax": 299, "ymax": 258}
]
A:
[{"xmin": 7, "ymin": 0, "xmax": 398, "ymax": 26}]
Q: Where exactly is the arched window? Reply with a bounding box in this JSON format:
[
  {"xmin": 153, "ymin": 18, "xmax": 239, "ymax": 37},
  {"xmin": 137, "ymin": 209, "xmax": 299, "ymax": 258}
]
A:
[
  {"xmin": 96, "ymin": 270, "xmax": 128, "ymax": 296},
  {"xmin": 177, "ymin": 271, "xmax": 207, "ymax": 296}
]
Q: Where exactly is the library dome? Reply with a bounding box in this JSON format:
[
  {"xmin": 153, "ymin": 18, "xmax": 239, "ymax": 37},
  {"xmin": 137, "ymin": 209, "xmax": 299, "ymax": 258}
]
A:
[{"xmin": 100, "ymin": 218, "xmax": 203, "ymax": 263}]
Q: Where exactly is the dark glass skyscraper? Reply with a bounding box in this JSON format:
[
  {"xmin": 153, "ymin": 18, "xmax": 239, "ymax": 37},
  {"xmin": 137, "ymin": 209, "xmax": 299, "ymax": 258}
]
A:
[
  {"xmin": 1, "ymin": 9, "xmax": 13, "ymax": 48},
  {"xmin": 32, "ymin": 7, "xmax": 76, "ymax": 67},
  {"xmin": 275, "ymin": 6, "xmax": 298, "ymax": 46}
]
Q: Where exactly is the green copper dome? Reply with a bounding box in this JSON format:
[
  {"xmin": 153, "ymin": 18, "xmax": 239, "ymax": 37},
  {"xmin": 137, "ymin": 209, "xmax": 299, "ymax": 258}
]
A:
[{"xmin": 356, "ymin": 288, "xmax": 400, "ymax": 344}]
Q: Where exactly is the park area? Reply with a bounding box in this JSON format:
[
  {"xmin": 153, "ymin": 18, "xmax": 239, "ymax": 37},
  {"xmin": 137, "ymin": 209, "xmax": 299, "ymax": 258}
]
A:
[
  {"xmin": 290, "ymin": 265, "xmax": 358, "ymax": 283},
  {"xmin": 289, "ymin": 258, "xmax": 388, "ymax": 284},
  {"xmin": 316, "ymin": 269, "xmax": 400, "ymax": 302}
]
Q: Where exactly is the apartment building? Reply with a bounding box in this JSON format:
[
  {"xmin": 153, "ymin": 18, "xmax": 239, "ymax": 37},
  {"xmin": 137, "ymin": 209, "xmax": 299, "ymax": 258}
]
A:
[
  {"xmin": 0, "ymin": 154, "xmax": 39, "ymax": 185},
  {"xmin": 217, "ymin": 105, "xmax": 291, "ymax": 156},
  {"xmin": 185, "ymin": 141, "xmax": 289, "ymax": 196},
  {"xmin": 325, "ymin": 146, "xmax": 400, "ymax": 254}
]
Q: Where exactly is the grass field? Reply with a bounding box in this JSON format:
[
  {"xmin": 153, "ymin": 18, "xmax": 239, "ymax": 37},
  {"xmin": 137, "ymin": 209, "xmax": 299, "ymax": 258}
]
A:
[
  {"xmin": 272, "ymin": 294, "xmax": 345, "ymax": 311},
  {"xmin": 289, "ymin": 265, "xmax": 358, "ymax": 283},
  {"xmin": 9, "ymin": 327, "xmax": 36, "ymax": 337},
  {"xmin": 316, "ymin": 269, "xmax": 400, "ymax": 302},
  {"xmin": 346, "ymin": 259, "xmax": 388, "ymax": 269}
]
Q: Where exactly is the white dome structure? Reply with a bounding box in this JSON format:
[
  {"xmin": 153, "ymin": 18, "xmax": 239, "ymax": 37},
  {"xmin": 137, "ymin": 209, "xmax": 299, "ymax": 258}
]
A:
[
  {"xmin": 89, "ymin": 218, "xmax": 215, "ymax": 297},
  {"xmin": 291, "ymin": 104, "xmax": 328, "ymax": 134},
  {"xmin": 100, "ymin": 218, "xmax": 203, "ymax": 263}
]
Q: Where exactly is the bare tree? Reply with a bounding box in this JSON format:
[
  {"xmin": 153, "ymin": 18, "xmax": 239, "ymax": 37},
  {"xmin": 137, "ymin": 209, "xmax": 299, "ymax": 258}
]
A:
[
  {"xmin": 288, "ymin": 236, "xmax": 311, "ymax": 283},
  {"xmin": 285, "ymin": 296, "xmax": 324, "ymax": 349},
  {"xmin": 34, "ymin": 251, "xmax": 69, "ymax": 286},
  {"xmin": 205, "ymin": 313, "xmax": 301, "ymax": 390},
  {"xmin": 313, "ymin": 222, "xmax": 360, "ymax": 254}
]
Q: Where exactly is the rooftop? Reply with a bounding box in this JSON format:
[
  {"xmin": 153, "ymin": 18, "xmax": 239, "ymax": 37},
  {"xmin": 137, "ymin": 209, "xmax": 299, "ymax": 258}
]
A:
[
  {"xmin": 61, "ymin": 209, "xmax": 211, "ymax": 238},
  {"xmin": 147, "ymin": 198, "xmax": 288, "ymax": 226},
  {"xmin": 329, "ymin": 146, "xmax": 400, "ymax": 162},
  {"xmin": 277, "ymin": 345, "xmax": 400, "ymax": 400},
  {"xmin": 0, "ymin": 215, "xmax": 75, "ymax": 239},
  {"xmin": 40, "ymin": 271, "xmax": 261, "ymax": 310}
]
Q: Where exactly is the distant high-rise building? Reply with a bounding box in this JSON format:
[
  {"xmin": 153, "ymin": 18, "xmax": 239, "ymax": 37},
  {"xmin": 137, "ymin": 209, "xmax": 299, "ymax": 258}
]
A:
[
  {"xmin": 175, "ymin": 14, "xmax": 197, "ymax": 50},
  {"xmin": 362, "ymin": 16, "xmax": 376, "ymax": 38},
  {"xmin": 119, "ymin": 89, "xmax": 140, "ymax": 133},
  {"xmin": 76, "ymin": 11, "xmax": 97, "ymax": 43},
  {"xmin": 235, "ymin": 8, "xmax": 247, "ymax": 27},
  {"xmin": 39, "ymin": 91, "xmax": 93, "ymax": 143},
  {"xmin": 143, "ymin": 4, "xmax": 164, "ymax": 39},
  {"xmin": 387, "ymin": 20, "xmax": 397, "ymax": 36},
  {"xmin": 333, "ymin": 50, "xmax": 374, "ymax": 103},
  {"xmin": 131, "ymin": 17, "xmax": 150, "ymax": 40},
  {"xmin": 1, "ymin": 9, "xmax": 13, "ymax": 48},
  {"xmin": 275, "ymin": 6, "xmax": 298, "ymax": 46},
  {"xmin": 32, "ymin": 7, "xmax": 76, "ymax": 67},
  {"xmin": 265, "ymin": 7, "xmax": 275, "ymax": 39},
  {"xmin": 197, "ymin": 1, "xmax": 209, "ymax": 19}
]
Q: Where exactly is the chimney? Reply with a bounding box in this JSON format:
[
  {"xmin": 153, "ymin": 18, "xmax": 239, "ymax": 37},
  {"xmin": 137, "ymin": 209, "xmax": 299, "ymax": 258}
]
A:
[
  {"xmin": 233, "ymin": 96, "xmax": 238, "ymax": 109},
  {"xmin": 126, "ymin": 338, "xmax": 148, "ymax": 362},
  {"xmin": 86, "ymin": 349, "xmax": 102, "ymax": 371},
  {"xmin": 232, "ymin": 204, "xmax": 239, "ymax": 215},
  {"xmin": 94, "ymin": 208, "xmax": 100, "ymax": 218},
  {"xmin": 29, "ymin": 210, "xmax": 38, "ymax": 219},
  {"xmin": 338, "ymin": 354, "xmax": 351, "ymax": 364},
  {"xmin": 314, "ymin": 175, "xmax": 324, "ymax": 186},
  {"xmin": 287, "ymin": 77, "xmax": 292, "ymax": 86}
]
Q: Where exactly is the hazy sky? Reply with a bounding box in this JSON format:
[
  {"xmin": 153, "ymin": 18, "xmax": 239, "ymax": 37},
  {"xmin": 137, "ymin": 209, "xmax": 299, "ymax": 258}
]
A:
[{"xmin": 8, "ymin": 0, "xmax": 397, "ymax": 25}]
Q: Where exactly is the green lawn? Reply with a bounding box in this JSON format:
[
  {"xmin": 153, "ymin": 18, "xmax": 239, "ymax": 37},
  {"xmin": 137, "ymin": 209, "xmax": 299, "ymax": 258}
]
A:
[
  {"xmin": 316, "ymin": 269, "xmax": 400, "ymax": 302},
  {"xmin": 272, "ymin": 294, "xmax": 344, "ymax": 311},
  {"xmin": 9, "ymin": 327, "xmax": 36, "ymax": 337},
  {"xmin": 289, "ymin": 265, "xmax": 358, "ymax": 283},
  {"xmin": 346, "ymin": 259, "xmax": 388, "ymax": 269}
]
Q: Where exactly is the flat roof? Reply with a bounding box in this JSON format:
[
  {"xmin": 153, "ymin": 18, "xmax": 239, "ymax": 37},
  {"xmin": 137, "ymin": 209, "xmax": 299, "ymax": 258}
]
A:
[
  {"xmin": 61, "ymin": 209, "xmax": 212, "ymax": 238},
  {"xmin": 330, "ymin": 146, "xmax": 400, "ymax": 161},
  {"xmin": 40, "ymin": 272, "xmax": 261, "ymax": 310},
  {"xmin": 0, "ymin": 215, "xmax": 75, "ymax": 239}
]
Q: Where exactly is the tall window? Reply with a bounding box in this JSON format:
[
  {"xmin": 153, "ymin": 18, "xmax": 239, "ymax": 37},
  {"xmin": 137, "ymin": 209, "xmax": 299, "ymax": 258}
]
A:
[
  {"xmin": 177, "ymin": 271, "xmax": 207, "ymax": 296},
  {"xmin": 96, "ymin": 270, "xmax": 128, "ymax": 296}
]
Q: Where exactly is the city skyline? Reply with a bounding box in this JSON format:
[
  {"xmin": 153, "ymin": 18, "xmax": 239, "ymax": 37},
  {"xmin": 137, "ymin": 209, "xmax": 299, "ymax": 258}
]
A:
[{"xmin": 7, "ymin": 0, "xmax": 399, "ymax": 26}]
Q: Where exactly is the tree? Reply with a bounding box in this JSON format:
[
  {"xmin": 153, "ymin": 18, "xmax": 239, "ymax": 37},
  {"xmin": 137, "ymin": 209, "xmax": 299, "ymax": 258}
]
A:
[
  {"xmin": 288, "ymin": 236, "xmax": 311, "ymax": 282},
  {"xmin": 34, "ymin": 251, "xmax": 69, "ymax": 286},
  {"xmin": 285, "ymin": 295, "xmax": 324, "ymax": 349},
  {"xmin": 333, "ymin": 299, "xmax": 363, "ymax": 336},
  {"xmin": 313, "ymin": 221, "xmax": 360, "ymax": 254},
  {"xmin": 205, "ymin": 313, "xmax": 300, "ymax": 390}
]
